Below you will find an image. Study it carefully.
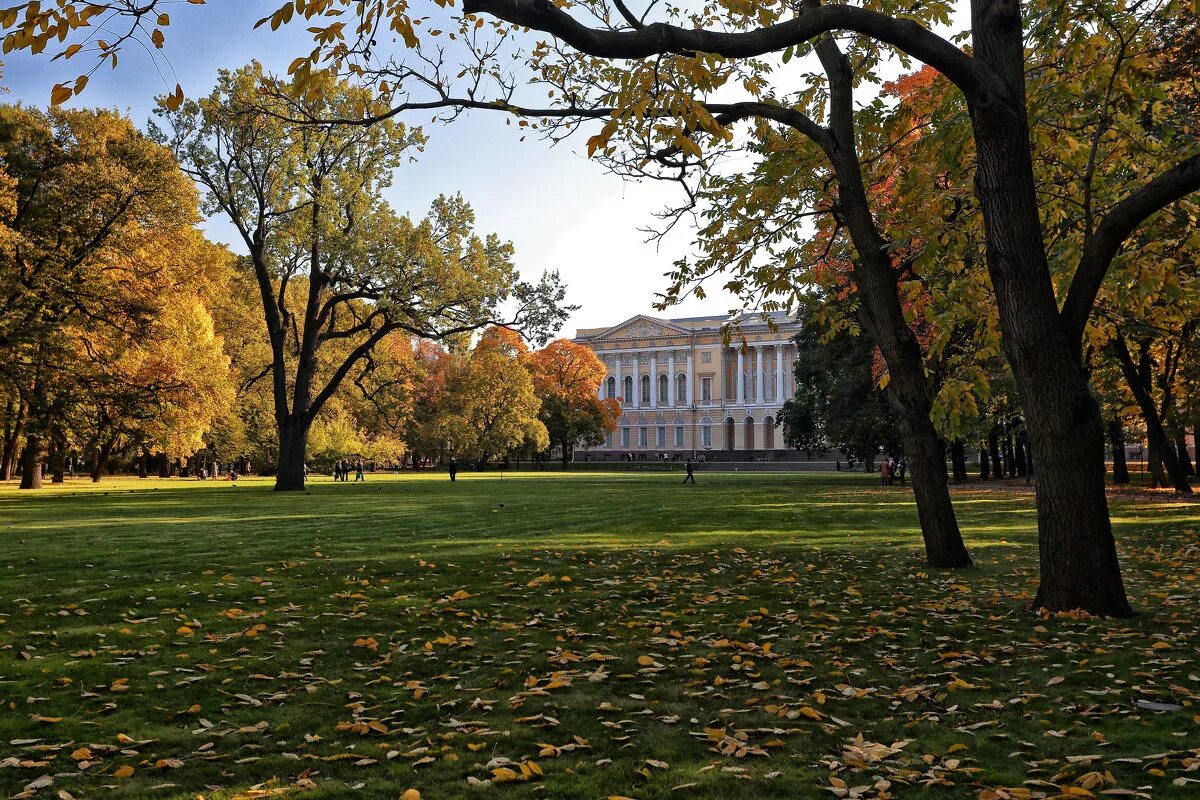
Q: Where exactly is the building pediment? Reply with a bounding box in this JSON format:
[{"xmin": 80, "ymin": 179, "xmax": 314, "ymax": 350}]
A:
[{"xmin": 583, "ymin": 314, "xmax": 691, "ymax": 342}]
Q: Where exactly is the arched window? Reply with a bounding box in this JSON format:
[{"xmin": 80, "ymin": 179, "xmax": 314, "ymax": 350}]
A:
[
  {"xmin": 623, "ymin": 375, "xmax": 633, "ymax": 403},
  {"xmin": 640, "ymin": 374, "xmax": 651, "ymax": 403},
  {"xmin": 658, "ymin": 373, "xmax": 668, "ymax": 403},
  {"xmin": 725, "ymin": 417, "xmax": 736, "ymax": 451},
  {"xmin": 744, "ymin": 416, "xmax": 756, "ymax": 450},
  {"xmin": 607, "ymin": 376, "xmax": 617, "ymax": 399},
  {"xmin": 763, "ymin": 416, "xmax": 775, "ymax": 449},
  {"xmin": 675, "ymin": 373, "xmax": 686, "ymax": 405},
  {"xmin": 700, "ymin": 415, "xmax": 713, "ymax": 448}
]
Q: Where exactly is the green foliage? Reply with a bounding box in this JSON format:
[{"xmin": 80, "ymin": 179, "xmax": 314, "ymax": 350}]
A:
[{"xmin": 778, "ymin": 294, "xmax": 900, "ymax": 466}]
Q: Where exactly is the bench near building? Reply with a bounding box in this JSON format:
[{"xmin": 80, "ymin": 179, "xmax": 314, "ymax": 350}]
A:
[{"xmin": 574, "ymin": 312, "xmax": 808, "ymax": 461}]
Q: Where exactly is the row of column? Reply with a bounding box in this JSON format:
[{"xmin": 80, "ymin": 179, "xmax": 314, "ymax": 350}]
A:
[
  {"xmin": 599, "ymin": 351, "xmax": 694, "ymax": 408},
  {"xmin": 735, "ymin": 344, "xmax": 786, "ymax": 406},
  {"xmin": 597, "ymin": 344, "xmax": 789, "ymax": 408}
]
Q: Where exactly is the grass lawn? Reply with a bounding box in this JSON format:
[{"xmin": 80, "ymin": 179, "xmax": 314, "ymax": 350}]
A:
[{"xmin": 1, "ymin": 471, "xmax": 1197, "ymax": 800}]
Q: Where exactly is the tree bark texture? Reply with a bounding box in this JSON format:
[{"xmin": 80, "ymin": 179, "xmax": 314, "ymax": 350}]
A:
[
  {"xmin": 969, "ymin": 0, "xmax": 1129, "ymax": 615},
  {"xmin": 275, "ymin": 421, "xmax": 309, "ymax": 491}
]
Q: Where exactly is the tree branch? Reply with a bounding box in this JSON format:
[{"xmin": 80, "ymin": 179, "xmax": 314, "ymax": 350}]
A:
[
  {"xmin": 1060, "ymin": 152, "xmax": 1200, "ymax": 344},
  {"xmin": 461, "ymin": 0, "xmax": 990, "ymax": 98}
]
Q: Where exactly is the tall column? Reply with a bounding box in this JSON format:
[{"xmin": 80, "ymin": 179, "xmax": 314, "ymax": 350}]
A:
[
  {"xmin": 667, "ymin": 352, "xmax": 676, "ymax": 406},
  {"xmin": 775, "ymin": 345, "xmax": 785, "ymax": 405},
  {"xmin": 736, "ymin": 349, "xmax": 745, "ymax": 406},
  {"xmin": 686, "ymin": 352, "xmax": 694, "ymax": 406},
  {"xmin": 649, "ymin": 352, "xmax": 658, "ymax": 408},
  {"xmin": 755, "ymin": 345, "xmax": 764, "ymax": 405},
  {"xmin": 630, "ymin": 355, "xmax": 639, "ymax": 408}
]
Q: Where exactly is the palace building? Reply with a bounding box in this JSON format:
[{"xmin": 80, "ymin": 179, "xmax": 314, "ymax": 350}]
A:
[{"xmin": 574, "ymin": 312, "xmax": 801, "ymax": 459}]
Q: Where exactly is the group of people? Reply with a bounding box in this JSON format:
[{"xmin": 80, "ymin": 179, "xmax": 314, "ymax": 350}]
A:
[
  {"xmin": 879, "ymin": 456, "xmax": 907, "ymax": 486},
  {"xmin": 333, "ymin": 459, "xmax": 365, "ymax": 482}
]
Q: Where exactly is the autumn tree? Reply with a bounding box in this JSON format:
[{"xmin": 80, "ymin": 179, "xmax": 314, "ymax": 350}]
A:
[
  {"xmin": 0, "ymin": 104, "xmax": 210, "ymax": 488},
  {"xmin": 529, "ymin": 338, "xmax": 619, "ymax": 468},
  {"xmin": 156, "ymin": 64, "xmax": 569, "ymax": 490},
  {"xmin": 777, "ymin": 293, "xmax": 900, "ymax": 470},
  {"xmin": 12, "ymin": 1, "xmax": 1200, "ymax": 613},
  {"xmin": 440, "ymin": 327, "xmax": 547, "ymax": 466}
]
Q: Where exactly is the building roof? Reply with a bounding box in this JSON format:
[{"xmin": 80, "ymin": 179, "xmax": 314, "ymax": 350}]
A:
[{"xmin": 574, "ymin": 310, "xmax": 798, "ymax": 341}]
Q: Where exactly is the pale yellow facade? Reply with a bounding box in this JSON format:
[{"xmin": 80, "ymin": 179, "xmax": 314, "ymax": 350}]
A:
[{"xmin": 574, "ymin": 312, "xmax": 800, "ymax": 457}]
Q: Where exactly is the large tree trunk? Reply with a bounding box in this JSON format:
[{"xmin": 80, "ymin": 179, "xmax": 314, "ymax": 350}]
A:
[
  {"xmin": 47, "ymin": 424, "xmax": 66, "ymax": 484},
  {"xmin": 18, "ymin": 433, "xmax": 43, "ymax": 490},
  {"xmin": 275, "ymin": 420, "xmax": 309, "ymax": 491},
  {"xmin": 902, "ymin": 427, "xmax": 972, "ymax": 567},
  {"xmin": 138, "ymin": 446, "xmax": 149, "ymax": 478},
  {"xmin": 810, "ymin": 36, "xmax": 969, "ymax": 569},
  {"xmin": 1175, "ymin": 433, "xmax": 1195, "ymax": 477},
  {"xmin": 1, "ymin": 397, "xmax": 24, "ymax": 480},
  {"xmin": 950, "ymin": 439, "xmax": 968, "ymax": 482},
  {"xmin": 1147, "ymin": 437, "xmax": 1167, "ymax": 488},
  {"xmin": 978, "ymin": 445, "xmax": 990, "ymax": 480},
  {"xmin": 91, "ymin": 439, "xmax": 116, "ymax": 482},
  {"xmin": 1110, "ymin": 337, "xmax": 1192, "ymax": 493},
  {"xmin": 1109, "ymin": 418, "xmax": 1130, "ymax": 485},
  {"xmin": 987, "ymin": 427, "xmax": 1002, "ymax": 481},
  {"xmin": 969, "ymin": 0, "xmax": 1129, "ymax": 615}
]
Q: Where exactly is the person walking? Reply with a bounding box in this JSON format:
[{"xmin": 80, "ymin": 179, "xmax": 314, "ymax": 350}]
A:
[
  {"xmin": 448, "ymin": 457, "xmax": 458, "ymax": 482},
  {"xmin": 683, "ymin": 458, "xmax": 696, "ymax": 485},
  {"xmin": 354, "ymin": 459, "xmax": 364, "ymax": 482},
  {"xmin": 880, "ymin": 458, "xmax": 892, "ymax": 486},
  {"xmin": 897, "ymin": 458, "xmax": 907, "ymax": 485}
]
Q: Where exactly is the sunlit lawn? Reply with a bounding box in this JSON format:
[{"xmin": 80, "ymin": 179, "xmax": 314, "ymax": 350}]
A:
[{"xmin": 1, "ymin": 471, "xmax": 1197, "ymax": 799}]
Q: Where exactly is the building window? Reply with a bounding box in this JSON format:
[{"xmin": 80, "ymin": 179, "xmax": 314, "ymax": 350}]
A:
[
  {"xmin": 674, "ymin": 426, "xmax": 684, "ymax": 446},
  {"xmin": 656, "ymin": 426, "xmax": 665, "ymax": 446},
  {"xmin": 639, "ymin": 427, "xmax": 648, "ymax": 446},
  {"xmin": 702, "ymin": 426, "xmax": 711, "ymax": 448},
  {"xmin": 763, "ymin": 416, "xmax": 775, "ymax": 449},
  {"xmin": 606, "ymin": 432, "xmax": 614, "ymax": 448},
  {"xmin": 701, "ymin": 376, "xmax": 712, "ymax": 402},
  {"xmin": 607, "ymin": 376, "xmax": 617, "ymax": 399},
  {"xmin": 621, "ymin": 428, "xmax": 630, "ymax": 447},
  {"xmin": 640, "ymin": 374, "xmax": 651, "ymax": 403},
  {"xmin": 675, "ymin": 373, "xmax": 686, "ymax": 404},
  {"xmin": 658, "ymin": 374, "xmax": 668, "ymax": 403},
  {"xmin": 623, "ymin": 375, "xmax": 633, "ymax": 403}
]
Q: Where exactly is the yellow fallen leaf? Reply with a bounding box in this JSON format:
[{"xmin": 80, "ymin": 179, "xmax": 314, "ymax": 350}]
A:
[
  {"xmin": 399, "ymin": 790, "xmax": 421, "ymax": 800},
  {"xmin": 113, "ymin": 765, "xmax": 134, "ymax": 779}
]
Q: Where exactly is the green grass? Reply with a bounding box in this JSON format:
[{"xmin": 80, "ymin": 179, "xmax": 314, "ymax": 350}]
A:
[{"xmin": 1, "ymin": 471, "xmax": 1197, "ymax": 800}]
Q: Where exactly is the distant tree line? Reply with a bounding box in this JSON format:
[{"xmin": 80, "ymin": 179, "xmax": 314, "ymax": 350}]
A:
[{"xmin": 0, "ymin": 69, "xmax": 615, "ymax": 488}]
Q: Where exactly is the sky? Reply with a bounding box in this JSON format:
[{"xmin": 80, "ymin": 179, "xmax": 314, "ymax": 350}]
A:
[{"xmin": 1, "ymin": 1, "xmax": 966, "ymax": 339}]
